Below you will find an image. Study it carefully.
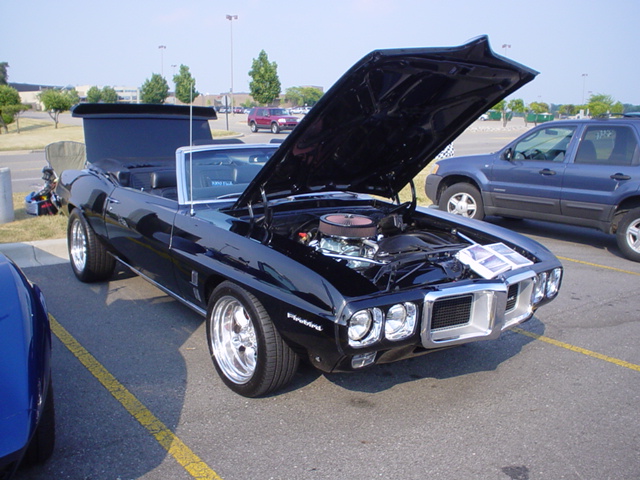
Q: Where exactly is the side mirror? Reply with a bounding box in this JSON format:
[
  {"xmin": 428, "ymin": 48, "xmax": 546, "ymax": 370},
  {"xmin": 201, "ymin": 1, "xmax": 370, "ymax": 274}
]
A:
[{"xmin": 502, "ymin": 148, "xmax": 514, "ymax": 161}]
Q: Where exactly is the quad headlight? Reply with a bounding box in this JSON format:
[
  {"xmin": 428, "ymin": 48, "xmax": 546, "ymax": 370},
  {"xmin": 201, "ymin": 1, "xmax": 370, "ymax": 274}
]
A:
[
  {"xmin": 348, "ymin": 303, "xmax": 418, "ymax": 348},
  {"xmin": 348, "ymin": 308, "xmax": 382, "ymax": 347},
  {"xmin": 545, "ymin": 267, "xmax": 562, "ymax": 298},
  {"xmin": 348, "ymin": 310, "xmax": 374, "ymax": 342},
  {"xmin": 532, "ymin": 268, "xmax": 562, "ymax": 304},
  {"xmin": 385, "ymin": 303, "xmax": 418, "ymax": 341}
]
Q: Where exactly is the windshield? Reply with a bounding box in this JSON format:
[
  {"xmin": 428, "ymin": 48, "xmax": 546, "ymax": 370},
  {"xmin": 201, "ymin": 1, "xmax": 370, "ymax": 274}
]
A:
[{"xmin": 180, "ymin": 147, "xmax": 277, "ymax": 202}]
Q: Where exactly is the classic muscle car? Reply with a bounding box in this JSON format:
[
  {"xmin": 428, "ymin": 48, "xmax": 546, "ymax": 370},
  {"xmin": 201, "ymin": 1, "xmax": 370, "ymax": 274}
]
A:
[{"xmin": 56, "ymin": 36, "xmax": 562, "ymax": 397}]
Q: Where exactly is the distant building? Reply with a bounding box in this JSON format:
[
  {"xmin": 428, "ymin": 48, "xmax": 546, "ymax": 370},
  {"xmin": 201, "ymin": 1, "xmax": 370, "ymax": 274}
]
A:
[
  {"xmin": 75, "ymin": 85, "xmax": 141, "ymax": 103},
  {"xmin": 9, "ymin": 83, "xmax": 58, "ymax": 110}
]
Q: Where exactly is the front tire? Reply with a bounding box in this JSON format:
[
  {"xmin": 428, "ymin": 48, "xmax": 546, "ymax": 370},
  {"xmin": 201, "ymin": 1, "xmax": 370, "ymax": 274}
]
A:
[
  {"xmin": 270, "ymin": 122, "xmax": 280, "ymax": 134},
  {"xmin": 616, "ymin": 207, "xmax": 640, "ymax": 262},
  {"xmin": 23, "ymin": 380, "xmax": 55, "ymax": 465},
  {"xmin": 67, "ymin": 209, "xmax": 116, "ymax": 282},
  {"xmin": 206, "ymin": 281, "xmax": 299, "ymax": 397},
  {"xmin": 439, "ymin": 183, "xmax": 485, "ymax": 220}
]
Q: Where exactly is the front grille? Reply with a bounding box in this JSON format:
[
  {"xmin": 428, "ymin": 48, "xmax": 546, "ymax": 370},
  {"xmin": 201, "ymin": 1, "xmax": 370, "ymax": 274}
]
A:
[
  {"xmin": 431, "ymin": 294, "xmax": 472, "ymax": 330},
  {"xmin": 506, "ymin": 283, "xmax": 519, "ymax": 312}
]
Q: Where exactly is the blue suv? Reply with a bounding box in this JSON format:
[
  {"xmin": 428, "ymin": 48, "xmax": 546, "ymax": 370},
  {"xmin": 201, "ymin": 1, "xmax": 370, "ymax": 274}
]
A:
[{"xmin": 425, "ymin": 116, "xmax": 640, "ymax": 261}]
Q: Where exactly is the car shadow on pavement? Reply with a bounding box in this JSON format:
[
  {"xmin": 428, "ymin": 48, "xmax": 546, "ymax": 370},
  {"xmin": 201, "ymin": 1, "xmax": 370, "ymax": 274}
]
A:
[
  {"xmin": 486, "ymin": 216, "xmax": 624, "ymax": 260},
  {"xmin": 321, "ymin": 317, "xmax": 544, "ymax": 394}
]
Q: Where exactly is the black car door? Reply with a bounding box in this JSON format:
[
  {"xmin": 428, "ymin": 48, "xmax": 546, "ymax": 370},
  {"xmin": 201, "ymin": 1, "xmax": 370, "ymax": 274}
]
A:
[{"xmin": 105, "ymin": 187, "xmax": 179, "ymax": 293}]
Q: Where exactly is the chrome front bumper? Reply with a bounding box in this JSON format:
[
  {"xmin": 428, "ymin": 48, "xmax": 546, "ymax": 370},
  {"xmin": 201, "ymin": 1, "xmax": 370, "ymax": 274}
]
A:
[{"xmin": 420, "ymin": 270, "xmax": 536, "ymax": 348}]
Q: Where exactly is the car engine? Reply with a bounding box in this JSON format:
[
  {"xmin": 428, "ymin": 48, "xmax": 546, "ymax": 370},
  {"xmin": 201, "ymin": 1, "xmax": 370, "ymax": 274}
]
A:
[{"xmin": 294, "ymin": 212, "xmax": 469, "ymax": 290}]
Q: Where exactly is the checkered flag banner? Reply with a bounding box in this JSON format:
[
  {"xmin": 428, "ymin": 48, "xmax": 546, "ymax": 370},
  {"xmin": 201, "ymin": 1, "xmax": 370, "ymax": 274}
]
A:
[{"xmin": 434, "ymin": 143, "xmax": 455, "ymax": 160}]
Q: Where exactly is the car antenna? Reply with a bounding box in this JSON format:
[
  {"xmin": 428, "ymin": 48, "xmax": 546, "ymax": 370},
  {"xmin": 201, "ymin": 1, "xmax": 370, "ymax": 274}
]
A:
[{"xmin": 189, "ymin": 81, "xmax": 195, "ymax": 216}]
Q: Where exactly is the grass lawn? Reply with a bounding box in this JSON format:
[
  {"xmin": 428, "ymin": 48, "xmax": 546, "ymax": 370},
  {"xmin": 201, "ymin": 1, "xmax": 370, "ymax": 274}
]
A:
[
  {"xmin": 0, "ymin": 192, "xmax": 67, "ymax": 243},
  {"xmin": 0, "ymin": 118, "xmax": 85, "ymax": 151}
]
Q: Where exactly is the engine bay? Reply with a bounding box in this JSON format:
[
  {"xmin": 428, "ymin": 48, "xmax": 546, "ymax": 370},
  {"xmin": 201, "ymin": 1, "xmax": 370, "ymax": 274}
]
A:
[{"xmin": 275, "ymin": 206, "xmax": 473, "ymax": 291}]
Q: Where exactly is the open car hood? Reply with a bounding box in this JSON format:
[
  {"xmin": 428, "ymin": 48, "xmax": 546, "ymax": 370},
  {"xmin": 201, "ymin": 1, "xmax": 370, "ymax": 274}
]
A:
[{"xmin": 233, "ymin": 36, "xmax": 537, "ymax": 209}]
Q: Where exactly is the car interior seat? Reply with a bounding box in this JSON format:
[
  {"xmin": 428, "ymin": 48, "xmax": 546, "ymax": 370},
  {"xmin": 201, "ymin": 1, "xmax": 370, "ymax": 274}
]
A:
[{"xmin": 574, "ymin": 139, "xmax": 598, "ymax": 164}]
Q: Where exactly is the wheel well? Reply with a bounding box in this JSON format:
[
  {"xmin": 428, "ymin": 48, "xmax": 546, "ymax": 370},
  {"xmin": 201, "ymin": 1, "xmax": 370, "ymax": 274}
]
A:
[
  {"xmin": 612, "ymin": 196, "xmax": 640, "ymax": 232},
  {"xmin": 437, "ymin": 176, "xmax": 481, "ymax": 202},
  {"xmin": 203, "ymin": 273, "xmax": 227, "ymax": 304}
]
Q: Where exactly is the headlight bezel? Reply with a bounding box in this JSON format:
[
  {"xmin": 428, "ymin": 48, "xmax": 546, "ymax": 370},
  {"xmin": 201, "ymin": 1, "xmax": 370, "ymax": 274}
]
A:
[
  {"xmin": 545, "ymin": 267, "xmax": 562, "ymax": 298},
  {"xmin": 532, "ymin": 267, "xmax": 563, "ymax": 305},
  {"xmin": 384, "ymin": 302, "xmax": 418, "ymax": 341},
  {"xmin": 347, "ymin": 302, "xmax": 418, "ymax": 348}
]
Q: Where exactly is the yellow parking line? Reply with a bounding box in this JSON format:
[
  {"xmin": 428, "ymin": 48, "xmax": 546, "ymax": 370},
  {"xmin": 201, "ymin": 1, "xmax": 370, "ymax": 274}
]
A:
[
  {"xmin": 557, "ymin": 256, "xmax": 640, "ymax": 276},
  {"xmin": 50, "ymin": 315, "xmax": 222, "ymax": 480},
  {"xmin": 513, "ymin": 327, "xmax": 640, "ymax": 372}
]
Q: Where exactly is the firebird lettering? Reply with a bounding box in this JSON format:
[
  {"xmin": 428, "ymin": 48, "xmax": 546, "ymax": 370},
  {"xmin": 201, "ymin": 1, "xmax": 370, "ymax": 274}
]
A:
[{"xmin": 287, "ymin": 312, "xmax": 323, "ymax": 331}]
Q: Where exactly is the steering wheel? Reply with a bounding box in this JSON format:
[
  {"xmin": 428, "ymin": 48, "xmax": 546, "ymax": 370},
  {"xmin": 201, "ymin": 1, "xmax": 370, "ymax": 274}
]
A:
[{"xmin": 527, "ymin": 148, "xmax": 547, "ymax": 160}]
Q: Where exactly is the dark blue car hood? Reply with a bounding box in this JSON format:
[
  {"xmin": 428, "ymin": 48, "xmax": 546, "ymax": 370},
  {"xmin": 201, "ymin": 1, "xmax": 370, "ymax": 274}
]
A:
[{"xmin": 233, "ymin": 35, "xmax": 537, "ymax": 209}]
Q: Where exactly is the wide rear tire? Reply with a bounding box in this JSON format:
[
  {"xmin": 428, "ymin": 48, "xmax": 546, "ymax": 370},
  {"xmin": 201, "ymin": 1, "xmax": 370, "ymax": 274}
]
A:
[
  {"xmin": 206, "ymin": 281, "xmax": 299, "ymax": 397},
  {"xmin": 67, "ymin": 209, "xmax": 116, "ymax": 282}
]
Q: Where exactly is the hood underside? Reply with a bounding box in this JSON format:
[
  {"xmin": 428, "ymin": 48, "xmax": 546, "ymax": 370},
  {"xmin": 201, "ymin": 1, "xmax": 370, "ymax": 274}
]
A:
[{"xmin": 234, "ymin": 36, "xmax": 537, "ymax": 209}]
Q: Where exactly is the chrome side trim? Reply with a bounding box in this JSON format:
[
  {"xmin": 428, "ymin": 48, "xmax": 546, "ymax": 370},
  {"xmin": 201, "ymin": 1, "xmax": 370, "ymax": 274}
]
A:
[{"xmin": 116, "ymin": 258, "xmax": 207, "ymax": 317}]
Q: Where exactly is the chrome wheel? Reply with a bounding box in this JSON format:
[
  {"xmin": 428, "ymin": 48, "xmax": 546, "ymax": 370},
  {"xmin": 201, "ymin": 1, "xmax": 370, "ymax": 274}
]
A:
[
  {"xmin": 626, "ymin": 219, "xmax": 640, "ymax": 254},
  {"xmin": 617, "ymin": 207, "xmax": 640, "ymax": 262},
  {"xmin": 70, "ymin": 219, "xmax": 87, "ymax": 272},
  {"xmin": 210, "ymin": 295, "xmax": 257, "ymax": 384},
  {"xmin": 67, "ymin": 209, "xmax": 116, "ymax": 282},
  {"xmin": 446, "ymin": 192, "xmax": 478, "ymax": 217},
  {"xmin": 440, "ymin": 183, "xmax": 485, "ymax": 220}
]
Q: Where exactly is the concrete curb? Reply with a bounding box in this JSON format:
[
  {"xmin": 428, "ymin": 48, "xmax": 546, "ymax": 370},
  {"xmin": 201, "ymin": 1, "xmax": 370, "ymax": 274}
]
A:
[{"xmin": 0, "ymin": 238, "xmax": 68, "ymax": 268}]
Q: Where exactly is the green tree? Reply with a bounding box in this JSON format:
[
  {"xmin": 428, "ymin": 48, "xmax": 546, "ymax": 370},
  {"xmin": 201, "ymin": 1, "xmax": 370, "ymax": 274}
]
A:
[
  {"xmin": 86, "ymin": 85, "xmax": 102, "ymax": 103},
  {"xmin": 140, "ymin": 73, "xmax": 169, "ymax": 104},
  {"xmin": 0, "ymin": 62, "xmax": 8, "ymax": 86},
  {"xmin": 528, "ymin": 101, "xmax": 549, "ymax": 114},
  {"xmin": 285, "ymin": 86, "xmax": 323, "ymax": 107},
  {"xmin": 506, "ymin": 98, "xmax": 525, "ymax": 126},
  {"xmin": 611, "ymin": 101, "xmax": 624, "ymax": 115},
  {"xmin": 492, "ymin": 100, "xmax": 506, "ymax": 112},
  {"xmin": 38, "ymin": 88, "xmax": 79, "ymax": 128},
  {"xmin": 558, "ymin": 104, "xmax": 576, "ymax": 116},
  {"xmin": 507, "ymin": 98, "xmax": 525, "ymax": 115},
  {"xmin": 0, "ymin": 84, "xmax": 29, "ymax": 133},
  {"xmin": 491, "ymin": 100, "xmax": 511, "ymax": 126},
  {"xmin": 102, "ymin": 86, "xmax": 118, "ymax": 103},
  {"xmin": 249, "ymin": 50, "xmax": 281, "ymax": 106},
  {"xmin": 585, "ymin": 93, "xmax": 624, "ymax": 117},
  {"xmin": 173, "ymin": 64, "xmax": 199, "ymax": 104}
]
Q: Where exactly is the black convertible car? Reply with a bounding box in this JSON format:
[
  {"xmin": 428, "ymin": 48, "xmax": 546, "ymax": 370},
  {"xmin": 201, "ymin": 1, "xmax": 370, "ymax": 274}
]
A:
[{"xmin": 56, "ymin": 36, "xmax": 562, "ymax": 397}]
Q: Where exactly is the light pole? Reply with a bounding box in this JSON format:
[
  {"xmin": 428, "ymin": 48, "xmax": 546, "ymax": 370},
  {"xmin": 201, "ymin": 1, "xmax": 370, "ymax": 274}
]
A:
[
  {"xmin": 582, "ymin": 73, "xmax": 588, "ymax": 104},
  {"xmin": 502, "ymin": 44, "xmax": 511, "ymax": 56},
  {"xmin": 226, "ymin": 14, "xmax": 238, "ymax": 113},
  {"xmin": 158, "ymin": 45, "xmax": 166, "ymax": 77}
]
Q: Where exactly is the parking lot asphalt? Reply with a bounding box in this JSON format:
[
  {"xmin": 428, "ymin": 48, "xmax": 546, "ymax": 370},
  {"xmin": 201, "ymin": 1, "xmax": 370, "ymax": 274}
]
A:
[
  {"xmin": 2, "ymin": 219, "xmax": 638, "ymax": 480},
  {"xmin": 3, "ymin": 120, "xmax": 639, "ymax": 479}
]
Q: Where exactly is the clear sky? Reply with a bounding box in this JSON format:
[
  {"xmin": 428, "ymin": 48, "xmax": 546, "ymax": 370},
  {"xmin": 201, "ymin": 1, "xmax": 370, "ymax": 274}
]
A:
[{"xmin": 4, "ymin": 0, "xmax": 640, "ymax": 106}]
